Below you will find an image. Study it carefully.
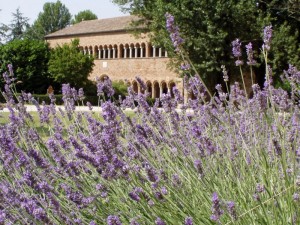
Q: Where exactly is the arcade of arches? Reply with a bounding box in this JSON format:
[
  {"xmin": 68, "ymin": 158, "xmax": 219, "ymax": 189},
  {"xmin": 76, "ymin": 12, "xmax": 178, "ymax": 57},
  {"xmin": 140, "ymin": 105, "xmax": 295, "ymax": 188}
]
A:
[
  {"xmin": 80, "ymin": 42, "xmax": 167, "ymax": 59},
  {"xmin": 99, "ymin": 74, "xmax": 177, "ymax": 99}
]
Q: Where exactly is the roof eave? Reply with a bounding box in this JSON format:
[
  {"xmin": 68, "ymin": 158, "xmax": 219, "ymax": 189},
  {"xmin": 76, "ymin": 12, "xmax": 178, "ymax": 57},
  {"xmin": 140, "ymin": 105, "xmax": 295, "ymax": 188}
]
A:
[{"xmin": 45, "ymin": 27, "xmax": 147, "ymax": 39}]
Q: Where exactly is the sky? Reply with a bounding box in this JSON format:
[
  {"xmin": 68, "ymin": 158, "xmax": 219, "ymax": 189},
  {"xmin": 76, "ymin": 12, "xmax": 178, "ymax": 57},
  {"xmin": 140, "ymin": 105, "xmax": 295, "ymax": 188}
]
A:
[{"xmin": 0, "ymin": 0, "xmax": 129, "ymax": 25}]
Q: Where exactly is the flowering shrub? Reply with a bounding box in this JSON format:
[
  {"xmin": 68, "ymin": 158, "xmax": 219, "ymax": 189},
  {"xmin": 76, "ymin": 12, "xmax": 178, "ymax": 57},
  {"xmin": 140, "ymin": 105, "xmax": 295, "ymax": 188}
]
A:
[{"xmin": 0, "ymin": 16, "xmax": 300, "ymax": 225}]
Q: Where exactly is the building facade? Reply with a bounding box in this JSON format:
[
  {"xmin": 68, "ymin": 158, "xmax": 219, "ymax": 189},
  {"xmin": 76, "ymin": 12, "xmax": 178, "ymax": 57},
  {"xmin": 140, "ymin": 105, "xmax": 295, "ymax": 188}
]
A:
[{"xmin": 45, "ymin": 15, "xmax": 183, "ymax": 99}]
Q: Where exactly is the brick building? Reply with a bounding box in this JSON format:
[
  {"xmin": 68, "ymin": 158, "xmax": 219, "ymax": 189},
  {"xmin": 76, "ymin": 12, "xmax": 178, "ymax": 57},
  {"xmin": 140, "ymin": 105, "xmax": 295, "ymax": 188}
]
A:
[{"xmin": 45, "ymin": 15, "xmax": 183, "ymax": 99}]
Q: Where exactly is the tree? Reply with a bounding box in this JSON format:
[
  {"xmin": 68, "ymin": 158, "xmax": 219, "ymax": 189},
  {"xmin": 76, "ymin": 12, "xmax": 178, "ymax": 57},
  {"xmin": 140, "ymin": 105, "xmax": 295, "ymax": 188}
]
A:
[
  {"xmin": 0, "ymin": 39, "xmax": 51, "ymax": 93},
  {"xmin": 7, "ymin": 8, "xmax": 29, "ymax": 41},
  {"xmin": 0, "ymin": 9, "xmax": 8, "ymax": 43},
  {"xmin": 0, "ymin": 8, "xmax": 29, "ymax": 42},
  {"xmin": 26, "ymin": 0, "xmax": 71, "ymax": 40},
  {"xmin": 72, "ymin": 10, "xmax": 98, "ymax": 24},
  {"xmin": 48, "ymin": 39, "xmax": 94, "ymax": 89},
  {"xmin": 0, "ymin": 24, "xmax": 9, "ymax": 44},
  {"xmin": 113, "ymin": 0, "xmax": 300, "ymax": 90},
  {"xmin": 113, "ymin": 0, "xmax": 264, "ymax": 90}
]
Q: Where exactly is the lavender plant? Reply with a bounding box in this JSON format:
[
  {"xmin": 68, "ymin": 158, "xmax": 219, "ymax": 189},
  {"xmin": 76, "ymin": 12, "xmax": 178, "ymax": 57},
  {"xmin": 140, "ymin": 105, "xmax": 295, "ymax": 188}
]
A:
[{"xmin": 0, "ymin": 16, "xmax": 300, "ymax": 225}]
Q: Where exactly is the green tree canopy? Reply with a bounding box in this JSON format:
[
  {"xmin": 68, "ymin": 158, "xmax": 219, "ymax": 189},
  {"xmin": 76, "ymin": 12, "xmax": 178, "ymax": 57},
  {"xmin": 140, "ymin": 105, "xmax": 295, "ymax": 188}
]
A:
[
  {"xmin": 113, "ymin": 0, "xmax": 300, "ymax": 90},
  {"xmin": 0, "ymin": 39, "xmax": 51, "ymax": 93},
  {"xmin": 26, "ymin": 0, "xmax": 71, "ymax": 40},
  {"xmin": 48, "ymin": 39, "xmax": 94, "ymax": 89},
  {"xmin": 72, "ymin": 10, "xmax": 98, "ymax": 24}
]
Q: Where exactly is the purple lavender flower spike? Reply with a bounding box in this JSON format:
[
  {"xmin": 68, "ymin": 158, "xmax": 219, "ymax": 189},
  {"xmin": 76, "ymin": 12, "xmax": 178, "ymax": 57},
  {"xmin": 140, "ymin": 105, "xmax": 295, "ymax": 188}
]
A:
[
  {"xmin": 155, "ymin": 217, "xmax": 166, "ymax": 225},
  {"xmin": 246, "ymin": 42, "xmax": 257, "ymax": 65},
  {"xmin": 135, "ymin": 76, "xmax": 146, "ymax": 91},
  {"xmin": 210, "ymin": 192, "xmax": 224, "ymax": 222},
  {"xmin": 293, "ymin": 193, "xmax": 300, "ymax": 202},
  {"xmin": 221, "ymin": 65, "xmax": 229, "ymax": 82},
  {"xmin": 8, "ymin": 64, "xmax": 13, "ymax": 75},
  {"xmin": 165, "ymin": 12, "xmax": 184, "ymax": 51},
  {"xmin": 129, "ymin": 187, "xmax": 143, "ymax": 202},
  {"xmin": 227, "ymin": 201, "xmax": 237, "ymax": 220},
  {"xmin": 130, "ymin": 219, "xmax": 140, "ymax": 225},
  {"xmin": 97, "ymin": 76, "xmax": 115, "ymax": 97},
  {"xmin": 256, "ymin": 183, "xmax": 265, "ymax": 193},
  {"xmin": 86, "ymin": 101, "xmax": 93, "ymax": 110},
  {"xmin": 194, "ymin": 159, "xmax": 203, "ymax": 176},
  {"xmin": 0, "ymin": 210, "xmax": 6, "ymax": 223},
  {"xmin": 232, "ymin": 39, "xmax": 242, "ymax": 58},
  {"xmin": 107, "ymin": 215, "xmax": 122, "ymax": 225},
  {"xmin": 232, "ymin": 39, "xmax": 244, "ymax": 66},
  {"xmin": 184, "ymin": 217, "xmax": 193, "ymax": 225},
  {"xmin": 263, "ymin": 25, "xmax": 273, "ymax": 51},
  {"xmin": 78, "ymin": 88, "xmax": 85, "ymax": 101},
  {"xmin": 181, "ymin": 63, "xmax": 191, "ymax": 71}
]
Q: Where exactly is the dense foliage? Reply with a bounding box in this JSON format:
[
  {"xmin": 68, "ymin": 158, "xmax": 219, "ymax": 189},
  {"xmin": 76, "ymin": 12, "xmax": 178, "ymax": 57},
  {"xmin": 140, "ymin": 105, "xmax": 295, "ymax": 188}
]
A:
[
  {"xmin": 48, "ymin": 39, "xmax": 94, "ymax": 90},
  {"xmin": 0, "ymin": 39, "xmax": 50, "ymax": 93},
  {"xmin": 25, "ymin": 0, "xmax": 72, "ymax": 40},
  {"xmin": 113, "ymin": 0, "xmax": 300, "ymax": 90},
  {"xmin": 0, "ymin": 24, "xmax": 300, "ymax": 224},
  {"xmin": 72, "ymin": 10, "xmax": 98, "ymax": 24}
]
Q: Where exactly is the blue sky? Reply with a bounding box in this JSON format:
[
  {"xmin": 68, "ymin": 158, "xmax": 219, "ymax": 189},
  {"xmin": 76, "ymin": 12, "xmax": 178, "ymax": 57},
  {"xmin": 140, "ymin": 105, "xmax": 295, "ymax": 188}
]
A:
[{"xmin": 0, "ymin": 0, "xmax": 129, "ymax": 25}]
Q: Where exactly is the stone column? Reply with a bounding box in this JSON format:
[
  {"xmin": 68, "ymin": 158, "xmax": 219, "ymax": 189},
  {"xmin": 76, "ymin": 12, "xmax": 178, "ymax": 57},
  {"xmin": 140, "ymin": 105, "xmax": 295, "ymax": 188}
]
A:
[
  {"xmin": 141, "ymin": 47, "xmax": 144, "ymax": 58},
  {"xmin": 108, "ymin": 48, "xmax": 111, "ymax": 59},
  {"xmin": 160, "ymin": 84, "xmax": 163, "ymax": 97},
  {"xmin": 118, "ymin": 46, "xmax": 122, "ymax": 58},
  {"xmin": 112, "ymin": 48, "xmax": 116, "ymax": 59},
  {"xmin": 129, "ymin": 47, "xmax": 132, "ymax": 58},
  {"xmin": 165, "ymin": 50, "xmax": 168, "ymax": 57},
  {"xmin": 135, "ymin": 47, "xmax": 138, "ymax": 58},
  {"xmin": 152, "ymin": 46, "xmax": 156, "ymax": 57},
  {"xmin": 103, "ymin": 49, "xmax": 106, "ymax": 59},
  {"xmin": 152, "ymin": 84, "xmax": 155, "ymax": 98},
  {"xmin": 146, "ymin": 44, "xmax": 149, "ymax": 57},
  {"xmin": 159, "ymin": 48, "xmax": 162, "ymax": 57},
  {"xmin": 124, "ymin": 47, "xmax": 127, "ymax": 58}
]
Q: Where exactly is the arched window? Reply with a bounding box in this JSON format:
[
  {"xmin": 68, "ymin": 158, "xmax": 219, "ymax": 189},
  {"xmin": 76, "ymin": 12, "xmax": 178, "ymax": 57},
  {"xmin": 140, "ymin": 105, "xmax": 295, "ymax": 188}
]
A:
[
  {"xmin": 94, "ymin": 46, "xmax": 99, "ymax": 59},
  {"xmin": 153, "ymin": 81, "xmax": 160, "ymax": 98},
  {"xmin": 135, "ymin": 43, "xmax": 141, "ymax": 58},
  {"xmin": 89, "ymin": 46, "xmax": 93, "ymax": 56},
  {"xmin": 148, "ymin": 43, "xmax": 153, "ymax": 57},
  {"xmin": 84, "ymin": 46, "xmax": 88, "ymax": 55},
  {"xmin": 113, "ymin": 44, "xmax": 118, "ymax": 59},
  {"xmin": 120, "ymin": 44, "xmax": 124, "ymax": 58},
  {"xmin": 79, "ymin": 46, "xmax": 84, "ymax": 54},
  {"xmin": 99, "ymin": 74, "xmax": 109, "ymax": 82},
  {"xmin": 141, "ymin": 43, "xmax": 146, "ymax": 57},
  {"xmin": 161, "ymin": 81, "xmax": 168, "ymax": 94},
  {"xmin": 169, "ymin": 81, "xmax": 176, "ymax": 98},
  {"xmin": 124, "ymin": 44, "xmax": 130, "ymax": 58},
  {"xmin": 132, "ymin": 81, "xmax": 138, "ymax": 94},
  {"xmin": 103, "ymin": 45, "xmax": 108, "ymax": 59},
  {"xmin": 146, "ymin": 81, "xmax": 152, "ymax": 97}
]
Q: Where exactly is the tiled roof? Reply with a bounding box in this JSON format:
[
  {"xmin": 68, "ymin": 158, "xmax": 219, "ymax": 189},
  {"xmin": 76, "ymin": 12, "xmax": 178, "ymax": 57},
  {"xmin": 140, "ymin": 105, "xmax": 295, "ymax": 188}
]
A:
[{"xmin": 45, "ymin": 15, "xmax": 141, "ymax": 38}]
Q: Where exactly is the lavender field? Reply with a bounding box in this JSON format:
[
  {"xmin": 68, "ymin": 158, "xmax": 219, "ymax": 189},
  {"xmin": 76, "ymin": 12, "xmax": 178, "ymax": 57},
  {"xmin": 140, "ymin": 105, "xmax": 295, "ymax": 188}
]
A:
[{"xmin": 0, "ymin": 18, "xmax": 300, "ymax": 224}]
